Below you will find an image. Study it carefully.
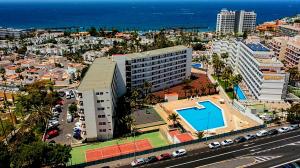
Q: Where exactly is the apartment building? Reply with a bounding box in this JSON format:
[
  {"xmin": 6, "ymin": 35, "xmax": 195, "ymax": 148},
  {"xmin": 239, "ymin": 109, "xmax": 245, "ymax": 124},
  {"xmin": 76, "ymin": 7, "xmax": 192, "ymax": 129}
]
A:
[
  {"xmin": 77, "ymin": 46, "xmax": 192, "ymax": 141},
  {"xmin": 113, "ymin": 45, "xmax": 192, "ymax": 92},
  {"xmin": 212, "ymin": 39, "xmax": 289, "ymax": 101},
  {"xmin": 77, "ymin": 57, "xmax": 126, "ymax": 141},
  {"xmin": 279, "ymin": 23, "xmax": 300, "ymax": 37},
  {"xmin": 216, "ymin": 9, "xmax": 256, "ymax": 34},
  {"xmin": 268, "ymin": 36, "xmax": 300, "ymax": 70}
]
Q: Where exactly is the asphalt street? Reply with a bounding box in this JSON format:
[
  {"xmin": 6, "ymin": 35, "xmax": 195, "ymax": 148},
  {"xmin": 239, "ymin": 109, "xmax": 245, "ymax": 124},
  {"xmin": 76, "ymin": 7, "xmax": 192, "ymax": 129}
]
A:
[{"xmin": 122, "ymin": 129, "xmax": 300, "ymax": 168}]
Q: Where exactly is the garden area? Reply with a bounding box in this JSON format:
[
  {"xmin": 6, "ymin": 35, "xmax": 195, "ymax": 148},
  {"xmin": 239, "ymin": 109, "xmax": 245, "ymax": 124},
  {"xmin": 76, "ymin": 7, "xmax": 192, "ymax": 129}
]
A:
[{"xmin": 288, "ymin": 86, "xmax": 300, "ymax": 97}]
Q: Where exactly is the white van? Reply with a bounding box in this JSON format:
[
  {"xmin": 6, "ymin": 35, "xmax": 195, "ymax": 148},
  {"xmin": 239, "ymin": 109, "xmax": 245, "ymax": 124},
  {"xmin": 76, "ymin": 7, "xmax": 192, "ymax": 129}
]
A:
[{"xmin": 67, "ymin": 113, "xmax": 73, "ymax": 123}]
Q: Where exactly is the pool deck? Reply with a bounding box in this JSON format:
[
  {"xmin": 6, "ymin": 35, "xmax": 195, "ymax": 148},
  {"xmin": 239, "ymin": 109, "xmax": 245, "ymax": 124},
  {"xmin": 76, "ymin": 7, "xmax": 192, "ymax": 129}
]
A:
[{"xmin": 155, "ymin": 95, "xmax": 260, "ymax": 138}]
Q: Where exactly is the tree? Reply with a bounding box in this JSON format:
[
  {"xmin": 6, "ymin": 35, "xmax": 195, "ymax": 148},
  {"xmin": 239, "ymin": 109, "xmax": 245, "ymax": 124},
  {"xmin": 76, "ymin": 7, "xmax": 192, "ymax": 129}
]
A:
[
  {"xmin": 143, "ymin": 81, "xmax": 152, "ymax": 96},
  {"xmin": 0, "ymin": 142, "xmax": 10, "ymax": 168},
  {"xmin": 221, "ymin": 52, "xmax": 229, "ymax": 60},
  {"xmin": 168, "ymin": 113, "xmax": 180, "ymax": 128},
  {"xmin": 222, "ymin": 66, "xmax": 233, "ymax": 90},
  {"xmin": 88, "ymin": 27, "xmax": 98, "ymax": 36},
  {"xmin": 231, "ymin": 74, "xmax": 243, "ymax": 99},
  {"xmin": 243, "ymin": 31, "xmax": 248, "ymax": 39},
  {"xmin": 195, "ymin": 131, "xmax": 204, "ymax": 139},
  {"xmin": 287, "ymin": 103, "xmax": 300, "ymax": 122},
  {"xmin": 206, "ymin": 83, "xmax": 214, "ymax": 95},
  {"xmin": 68, "ymin": 103, "xmax": 78, "ymax": 114},
  {"xmin": 121, "ymin": 115, "xmax": 135, "ymax": 133}
]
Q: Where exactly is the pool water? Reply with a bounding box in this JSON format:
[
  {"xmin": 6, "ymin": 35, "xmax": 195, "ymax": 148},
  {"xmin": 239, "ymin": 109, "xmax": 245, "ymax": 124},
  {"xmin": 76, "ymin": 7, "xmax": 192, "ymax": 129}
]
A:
[
  {"xmin": 192, "ymin": 63, "xmax": 203, "ymax": 69},
  {"xmin": 176, "ymin": 101, "xmax": 225, "ymax": 131},
  {"xmin": 234, "ymin": 85, "xmax": 247, "ymax": 100}
]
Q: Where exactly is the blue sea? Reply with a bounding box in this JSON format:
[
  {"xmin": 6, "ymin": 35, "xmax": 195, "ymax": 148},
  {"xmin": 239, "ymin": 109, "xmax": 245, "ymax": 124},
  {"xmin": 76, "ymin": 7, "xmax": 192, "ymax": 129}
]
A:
[{"xmin": 0, "ymin": 0, "xmax": 300, "ymax": 31}]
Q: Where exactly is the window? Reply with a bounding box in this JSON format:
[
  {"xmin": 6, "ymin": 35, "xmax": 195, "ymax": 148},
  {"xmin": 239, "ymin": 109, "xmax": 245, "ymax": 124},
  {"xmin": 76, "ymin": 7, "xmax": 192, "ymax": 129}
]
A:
[
  {"xmin": 99, "ymin": 129, "xmax": 106, "ymax": 132},
  {"xmin": 79, "ymin": 101, "xmax": 83, "ymax": 106},
  {"xmin": 97, "ymin": 100, "xmax": 104, "ymax": 103},
  {"xmin": 98, "ymin": 115, "xmax": 105, "ymax": 118},
  {"xmin": 98, "ymin": 122, "xmax": 106, "ymax": 125},
  {"xmin": 97, "ymin": 107, "xmax": 105, "ymax": 111},
  {"xmin": 96, "ymin": 92, "xmax": 100, "ymax": 95}
]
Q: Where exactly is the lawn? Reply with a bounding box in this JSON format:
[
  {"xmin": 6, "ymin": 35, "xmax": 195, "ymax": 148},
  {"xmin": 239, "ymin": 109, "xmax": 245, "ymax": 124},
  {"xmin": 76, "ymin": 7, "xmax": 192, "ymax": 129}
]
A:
[
  {"xmin": 288, "ymin": 86, "xmax": 300, "ymax": 97},
  {"xmin": 212, "ymin": 75, "xmax": 234, "ymax": 99},
  {"xmin": 70, "ymin": 131, "xmax": 168, "ymax": 165}
]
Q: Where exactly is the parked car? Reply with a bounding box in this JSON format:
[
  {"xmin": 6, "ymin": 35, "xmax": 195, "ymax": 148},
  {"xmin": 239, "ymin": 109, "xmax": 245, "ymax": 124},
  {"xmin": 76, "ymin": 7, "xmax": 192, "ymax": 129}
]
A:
[
  {"xmin": 73, "ymin": 127, "xmax": 81, "ymax": 132},
  {"xmin": 75, "ymin": 122, "xmax": 82, "ymax": 127},
  {"xmin": 172, "ymin": 149, "xmax": 187, "ymax": 157},
  {"xmin": 49, "ymin": 120, "xmax": 59, "ymax": 126},
  {"xmin": 268, "ymin": 129, "xmax": 279, "ymax": 135},
  {"xmin": 157, "ymin": 153, "xmax": 172, "ymax": 160},
  {"xmin": 221, "ymin": 139, "xmax": 233, "ymax": 146},
  {"xmin": 131, "ymin": 158, "xmax": 146, "ymax": 167},
  {"xmin": 52, "ymin": 111, "xmax": 60, "ymax": 117},
  {"xmin": 145, "ymin": 156, "xmax": 159, "ymax": 163},
  {"xmin": 45, "ymin": 129, "xmax": 59, "ymax": 139},
  {"xmin": 234, "ymin": 136, "xmax": 247, "ymax": 143},
  {"xmin": 289, "ymin": 124, "xmax": 299, "ymax": 130},
  {"xmin": 49, "ymin": 117, "xmax": 59, "ymax": 121},
  {"xmin": 278, "ymin": 127, "xmax": 290, "ymax": 133},
  {"xmin": 208, "ymin": 142, "xmax": 221, "ymax": 149},
  {"xmin": 73, "ymin": 131, "xmax": 81, "ymax": 139},
  {"xmin": 67, "ymin": 113, "xmax": 73, "ymax": 123},
  {"xmin": 55, "ymin": 105, "xmax": 62, "ymax": 113},
  {"xmin": 256, "ymin": 130, "xmax": 268, "ymax": 137},
  {"xmin": 245, "ymin": 134, "xmax": 256, "ymax": 140}
]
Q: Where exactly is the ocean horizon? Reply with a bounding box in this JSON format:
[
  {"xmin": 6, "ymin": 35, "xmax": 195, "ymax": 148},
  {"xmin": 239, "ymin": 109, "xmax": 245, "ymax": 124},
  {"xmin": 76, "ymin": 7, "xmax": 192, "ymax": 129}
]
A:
[{"xmin": 0, "ymin": 0, "xmax": 300, "ymax": 31}]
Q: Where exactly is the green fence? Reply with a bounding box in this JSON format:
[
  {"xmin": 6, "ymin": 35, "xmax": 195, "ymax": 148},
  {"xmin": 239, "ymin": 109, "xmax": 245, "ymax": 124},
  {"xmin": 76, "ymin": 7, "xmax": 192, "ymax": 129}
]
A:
[{"xmin": 69, "ymin": 124, "xmax": 265, "ymax": 167}]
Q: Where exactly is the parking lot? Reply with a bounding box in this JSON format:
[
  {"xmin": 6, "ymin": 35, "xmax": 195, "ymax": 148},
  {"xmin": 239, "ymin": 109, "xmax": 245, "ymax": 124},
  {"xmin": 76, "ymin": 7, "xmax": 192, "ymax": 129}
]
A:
[{"xmin": 45, "ymin": 90, "xmax": 83, "ymax": 145}]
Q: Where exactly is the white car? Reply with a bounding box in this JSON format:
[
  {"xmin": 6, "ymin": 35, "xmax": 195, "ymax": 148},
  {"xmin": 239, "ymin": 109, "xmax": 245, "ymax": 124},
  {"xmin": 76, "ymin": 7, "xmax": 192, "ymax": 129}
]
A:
[
  {"xmin": 208, "ymin": 142, "xmax": 221, "ymax": 149},
  {"xmin": 67, "ymin": 113, "xmax": 73, "ymax": 123},
  {"xmin": 75, "ymin": 122, "xmax": 82, "ymax": 127},
  {"xmin": 52, "ymin": 111, "xmax": 60, "ymax": 117},
  {"xmin": 256, "ymin": 130, "xmax": 268, "ymax": 137},
  {"xmin": 289, "ymin": 124, "xmax": 299, "ymax": 130},
  {"xmin": 221, "ymin": 139, "xmax": 233, "ymax": 146},
  {"xmin": 131, "ymin": 158, "xmax": 146, "ymax": 167},
  {"xmin": 278, "ymin": 127, "xmax": 290, "ymax": 133},
  {"xmin": 49, "ymin": 120, "xmax": 59, "ymax": 126},
  {"xmin": 172, "ymin": 149, "xmax": 187, "ymax": 157}
]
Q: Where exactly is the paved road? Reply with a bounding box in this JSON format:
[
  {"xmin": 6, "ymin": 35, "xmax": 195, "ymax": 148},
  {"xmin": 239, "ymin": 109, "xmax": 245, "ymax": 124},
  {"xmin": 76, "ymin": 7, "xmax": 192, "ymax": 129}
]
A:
[{"xmin": 120, "ymin": 129, "xmax": 300, "ymax": 168}]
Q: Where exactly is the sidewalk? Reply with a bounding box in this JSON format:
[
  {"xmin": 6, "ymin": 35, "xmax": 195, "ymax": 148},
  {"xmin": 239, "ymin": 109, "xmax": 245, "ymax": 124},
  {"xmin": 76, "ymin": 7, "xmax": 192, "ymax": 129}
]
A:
[{"xmin": 85, "ymin": 124, "xmax": 288, "ymax": 168}]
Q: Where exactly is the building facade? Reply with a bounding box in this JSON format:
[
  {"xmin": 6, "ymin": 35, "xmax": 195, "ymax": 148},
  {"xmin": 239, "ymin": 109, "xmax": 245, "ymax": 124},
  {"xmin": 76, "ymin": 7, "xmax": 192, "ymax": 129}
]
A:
[
  {"xmin": 113, "ymin": 45, "xmax": 192, "ymax": 92},
  {"xmin": 77, "ymin": 58, "xmax": 126, "ymax": 141},
  {"xmin": 216, "ymin": 9, "xmax": 256, "ymax": 34},
  {"xmin": 0, "ymin": 27, "xmax": 25, "ymax": 39},
  {"xmin": 279, "ymin": 23, "xmax": 300, "ymax": 37},
  {"xmin": 212, "ymin": 39, "xmax": 289, "ymax": 101},
  {"xmin": 78, "ymin": 46, "xmax": 192, "ymax": 141},
  {"xmin": 268, "ymin": 36, "xmax": 300, "ymax": 71}
]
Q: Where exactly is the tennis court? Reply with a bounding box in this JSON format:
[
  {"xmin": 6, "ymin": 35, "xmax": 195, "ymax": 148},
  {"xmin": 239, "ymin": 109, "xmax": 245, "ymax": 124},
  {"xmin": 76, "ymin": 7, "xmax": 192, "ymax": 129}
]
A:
[{"xmin": 85, "ymin": 139, "xmax": 153, "ymax": 162}]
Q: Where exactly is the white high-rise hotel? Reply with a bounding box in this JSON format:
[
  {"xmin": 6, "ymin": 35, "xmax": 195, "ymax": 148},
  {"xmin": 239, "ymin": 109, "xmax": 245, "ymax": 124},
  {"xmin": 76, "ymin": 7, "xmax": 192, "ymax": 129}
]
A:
[
  {"xmin": 216, "ymin": 9, "xmax": 257, "ymax": 34},
  {"xmin": 78, "ymin": 46, "xmax": 192, "ymax": 141},
  {"xmin": 212, "ymin": 39, "xmax": 289, "ymax": 101}
]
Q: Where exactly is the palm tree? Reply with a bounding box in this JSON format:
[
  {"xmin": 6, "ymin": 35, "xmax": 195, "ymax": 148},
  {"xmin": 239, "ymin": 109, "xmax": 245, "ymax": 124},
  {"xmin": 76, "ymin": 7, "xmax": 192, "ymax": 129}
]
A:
[
  {"xmin": 194, "ymin": 131, "xmax": 204, "ymax": 139},
  {"xmin": 121, "ymin": 115, "xmax": 136, "ymax": 133},
  {"xmin": 231, "ymin": 74, "xmax": 243, "ymax": 99},
  {"xmin": 143, "ymin": 81, "xmax": 152, "ymax": 96},
  {"xmin": 168, "ymin": 113, "xmax": 180, "ymax": 128},
  {"xmin": 222, "ymin": 66, "xmax": 233, "ymax": 90},
  {"xmin": 200, "ymin": 87, "xmax": 206, "ymax": 96},
  {"xmin": 194, "ymin": 89, "xmax": 200, "ymax": 97},
  {"xmin": 213, "ymin": 83, "xmax": 219, "ymax": 94},
  {"xmin": 206, "ymin": 83, "xmax": 214, "ymax": 95}
]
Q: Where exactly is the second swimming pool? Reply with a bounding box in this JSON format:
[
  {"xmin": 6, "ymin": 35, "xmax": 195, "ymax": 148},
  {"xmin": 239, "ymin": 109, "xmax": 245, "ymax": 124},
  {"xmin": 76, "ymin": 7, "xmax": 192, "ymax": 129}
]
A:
[{"xmin": 176, "ymin": 101, "xmax": 225, "ymax": 132}]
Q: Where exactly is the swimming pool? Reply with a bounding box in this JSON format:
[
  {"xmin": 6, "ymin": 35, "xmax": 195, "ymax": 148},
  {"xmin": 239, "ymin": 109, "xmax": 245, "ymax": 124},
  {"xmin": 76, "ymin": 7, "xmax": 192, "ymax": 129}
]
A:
[
  {"xmin": 234, "ymin": 85, "xmax": 247, "ymax": 100},
  {"xmin": 192, "ymin": 63, "xmax": 203, "ymax": 69},
  {"xmin": 176, "ymin": 101, "xmax": 225, "ymax": 132}
]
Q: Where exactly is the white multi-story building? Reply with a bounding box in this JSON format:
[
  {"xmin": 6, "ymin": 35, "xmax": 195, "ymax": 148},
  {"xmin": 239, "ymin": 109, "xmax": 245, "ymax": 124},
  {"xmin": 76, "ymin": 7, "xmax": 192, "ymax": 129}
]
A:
[
  {"xmin": 216, "ymin": 9, "xmax": 256, "ymax": 34},
  {"xmin": 212, "ymin": 39, "xmax": 289, "ymax": 101},
  {"xmin": 77, "ymin": 45, "xmax": 192, "ymax": 141},
  {"xmin": 0, "ymin": 27, "xmax": 25, "ymax": 39},
  {"xmin": 113, "ymin": 45, "xmax": 192, "ymax": 92},
  {"xmin": 77, "ymin": 57, "xmax": 126, "ymax": 141}
]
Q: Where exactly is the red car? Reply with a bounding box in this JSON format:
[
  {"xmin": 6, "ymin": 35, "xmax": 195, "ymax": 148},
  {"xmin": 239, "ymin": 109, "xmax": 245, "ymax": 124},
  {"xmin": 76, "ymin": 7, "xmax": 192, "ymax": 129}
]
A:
[
  {"xmin": 157, "ymin": 153, "xmax": 172, "ymax": 160},
  {"xmin": 57, "ymin": 99, "xmax": 64, "ymax": 105},
  {"xmin": 45, "ymin": 129, "xmax": 59, "ymax": 139}
]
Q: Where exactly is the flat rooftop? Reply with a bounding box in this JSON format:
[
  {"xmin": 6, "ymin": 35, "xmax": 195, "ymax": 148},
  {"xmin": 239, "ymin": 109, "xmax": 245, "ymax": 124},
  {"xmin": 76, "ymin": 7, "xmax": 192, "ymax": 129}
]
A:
[
  {"xmin": 78, "ymin": 57, "xmax": 116, "ymax": 91},
  {"xmin": 245, "ymin": 43, "xmax": 270, "ymax": 52},
  {"xmin": 124, "ymin": 45, "xmax": 188, "ymax": 60}
]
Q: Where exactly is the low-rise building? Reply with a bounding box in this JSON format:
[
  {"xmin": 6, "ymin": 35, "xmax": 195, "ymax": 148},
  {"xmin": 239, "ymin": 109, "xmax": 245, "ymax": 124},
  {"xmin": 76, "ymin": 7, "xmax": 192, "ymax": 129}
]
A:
[{"xmin": 279, "ymin": 23, "xmax": 300, "ymax": 37}]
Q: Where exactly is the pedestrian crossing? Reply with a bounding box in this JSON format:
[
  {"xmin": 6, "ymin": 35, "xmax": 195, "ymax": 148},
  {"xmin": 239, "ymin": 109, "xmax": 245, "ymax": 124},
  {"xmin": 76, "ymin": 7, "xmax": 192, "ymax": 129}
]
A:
[
  {"xmin": 288, "ymin": 141, "xmax": 300, "ymax": 146},
  {"xmin": 254, "ymin": 156, "xmax": 281, "ymax": 163}
]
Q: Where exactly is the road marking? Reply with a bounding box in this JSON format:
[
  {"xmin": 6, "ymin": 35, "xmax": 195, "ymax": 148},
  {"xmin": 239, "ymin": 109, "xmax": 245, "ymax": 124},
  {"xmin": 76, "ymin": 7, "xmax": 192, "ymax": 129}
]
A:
[
  {"xmin": 250, "ymin": 148, "xmax": 261, "ymax": 152},
  {"xmin": 254, "ymin": 156, "xmax": 281, "ymax": 163},
  {"xmin": 269, "ymin": 158, "xmax": 300, "ymax": 168},
  {"xmin": 166, "ymin": 133, "xmax": 300, "ymax": 168},
  {"xmin": 287, "ymin": 141, "xmax": 300, "ymax": 146},
  {"xmin": 244, "ymin": 143, "xmax": 255, "ymax": 147}
]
